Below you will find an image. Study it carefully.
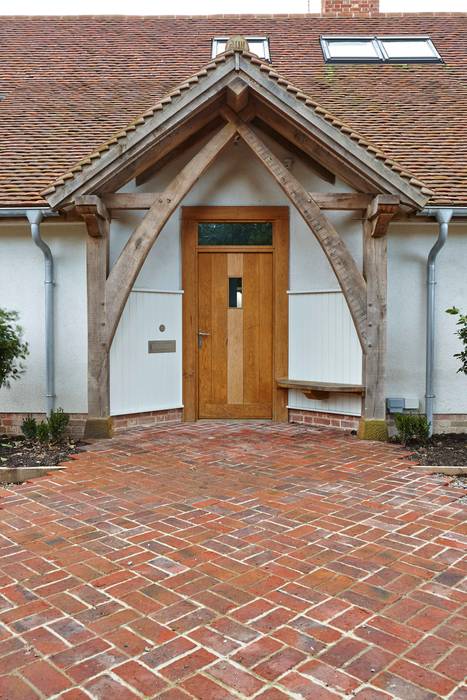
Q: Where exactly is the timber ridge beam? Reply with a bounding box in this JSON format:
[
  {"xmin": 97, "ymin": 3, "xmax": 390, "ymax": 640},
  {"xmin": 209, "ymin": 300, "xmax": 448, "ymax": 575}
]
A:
[{"xmin": 101, "ymin": 191, "xmax": 376, "ymax": 211}]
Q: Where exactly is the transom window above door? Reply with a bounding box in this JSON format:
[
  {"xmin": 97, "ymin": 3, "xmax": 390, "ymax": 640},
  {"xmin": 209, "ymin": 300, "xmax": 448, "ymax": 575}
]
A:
[{"xmin": 198, "ymin": 222, "xmax": 273, "ymax": 246}]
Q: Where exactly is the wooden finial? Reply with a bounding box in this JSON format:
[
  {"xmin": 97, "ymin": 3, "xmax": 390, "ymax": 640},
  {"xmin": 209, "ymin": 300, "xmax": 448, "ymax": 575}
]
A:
[{"xmin": 225, "ymin": 35, "xmax": 249, "ymax": 53}]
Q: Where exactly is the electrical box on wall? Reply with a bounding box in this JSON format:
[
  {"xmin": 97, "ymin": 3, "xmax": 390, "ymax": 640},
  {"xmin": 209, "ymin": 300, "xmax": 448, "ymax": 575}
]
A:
[{"xmin": 386, "ymin": 397, "xmax": 420, "ymax": 413}]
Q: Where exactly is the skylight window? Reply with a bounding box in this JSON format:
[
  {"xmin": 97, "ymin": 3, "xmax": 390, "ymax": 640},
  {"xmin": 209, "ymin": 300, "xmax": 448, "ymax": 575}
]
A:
[
  {"xmin": 212, "ymin": 37, "xmax": 270, "ymax": 61},
  {"xmin": 321, "ymin": 36, "xmax": 442, "ymax": 64}
]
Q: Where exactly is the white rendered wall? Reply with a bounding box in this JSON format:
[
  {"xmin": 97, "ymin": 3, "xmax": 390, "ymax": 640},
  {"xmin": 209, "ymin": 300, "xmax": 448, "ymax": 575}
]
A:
[
  {"xmin": 0, "ymin": 222, "xmax": 87, "ymax": 414},
  {"xmin": 387, "ymin": 221, "xmax": 467, "ymax": 415},
  {"xmin": 109, "ymin": 137, "xmax": 364, "ymax": 416}
]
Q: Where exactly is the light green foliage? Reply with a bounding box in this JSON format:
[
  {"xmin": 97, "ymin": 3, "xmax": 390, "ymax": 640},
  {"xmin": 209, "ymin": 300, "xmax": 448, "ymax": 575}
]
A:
[
  {"xmin": 0, "ymin": 309, "xmax": 29, "ymax": 389},
  {"xmin": 446, "ymin": 307, "xmax": 467, "ymax": 375}
]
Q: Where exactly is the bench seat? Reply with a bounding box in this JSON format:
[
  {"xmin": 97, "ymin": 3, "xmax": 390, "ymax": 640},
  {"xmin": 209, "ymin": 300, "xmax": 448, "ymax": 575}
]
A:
[{"xmin": 277, "ymin": 378, "xmax": 365, "ymax": 401}]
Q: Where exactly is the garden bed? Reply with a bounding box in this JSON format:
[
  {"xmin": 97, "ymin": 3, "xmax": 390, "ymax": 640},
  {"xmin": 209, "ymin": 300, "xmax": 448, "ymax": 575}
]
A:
[
  {"xmin": 408, "ymin": 433, "xmax": 467, "ymax": 467},
  {"xmin": 0, "ymin": 434, "xmax": 83, "ymax": 471}
]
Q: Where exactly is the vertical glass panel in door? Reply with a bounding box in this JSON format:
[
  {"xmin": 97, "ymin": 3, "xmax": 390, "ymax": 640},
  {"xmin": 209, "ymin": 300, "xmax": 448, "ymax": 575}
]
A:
[
  {"xmin": 229, "ymin": 277, "xmax": 243, "ymax": 308},
  {"xmin": 198, "ymin": 222, "xmax": 272, "ymax": 246}
]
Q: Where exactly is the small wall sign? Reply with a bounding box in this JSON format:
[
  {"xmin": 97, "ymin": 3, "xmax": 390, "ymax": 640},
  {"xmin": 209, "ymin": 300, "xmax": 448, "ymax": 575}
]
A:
[{"xmin": 148, "ymin": 340, "xmax": 176, "ymax": 353}]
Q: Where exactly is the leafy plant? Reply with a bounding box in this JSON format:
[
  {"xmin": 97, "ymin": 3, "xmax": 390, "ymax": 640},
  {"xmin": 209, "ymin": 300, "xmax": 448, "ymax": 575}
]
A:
[
  {"xmin": 0, "ymin": 309, "xmax": 29, "ymax": 389},
  {"xmin": 36, "ymin": 422, "xmax": 50, "ymax": 444},
  {"xmin": 21, "ymin": 415, "xmax": 37, "ymax": 440},
  {"xmin": 394, "ymin": 413, "xmax": 430, "ymax": 445},
  {"xmin": 446, "ymin": 307, "xmax": 467, "ymax": 375},
  {"xmin": 48, "ymin": 408, "xmax": 69, "ymax": 442}
]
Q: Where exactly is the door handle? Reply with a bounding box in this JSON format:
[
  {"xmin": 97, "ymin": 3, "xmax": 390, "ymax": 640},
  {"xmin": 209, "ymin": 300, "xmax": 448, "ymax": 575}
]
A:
[{"xmin": 198, "ymin": 331, "xmax": 210, "ymax": 349}]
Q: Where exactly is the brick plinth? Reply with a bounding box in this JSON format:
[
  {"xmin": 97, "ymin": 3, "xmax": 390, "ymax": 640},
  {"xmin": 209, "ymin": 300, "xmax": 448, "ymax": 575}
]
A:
[
  {"xmin": 0, "ymin": 408, "xmax": 183, "ymax": 438},
  {"xmin": 112, "ymin": 408, "xmax": 183, "ymax": 432},
  {"xmin": 289, "ymin": 409, "xmax": 360, "ymax": 431}
]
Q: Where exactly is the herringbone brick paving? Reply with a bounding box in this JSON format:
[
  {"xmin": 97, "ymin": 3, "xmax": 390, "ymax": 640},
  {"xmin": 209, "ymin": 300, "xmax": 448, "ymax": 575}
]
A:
[{"xmin": 0, "ymin": 421, "xmax": 465, "ymax": 699}]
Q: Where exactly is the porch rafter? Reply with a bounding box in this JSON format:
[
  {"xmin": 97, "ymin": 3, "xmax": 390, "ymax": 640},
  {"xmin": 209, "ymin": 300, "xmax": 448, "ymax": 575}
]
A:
[
  {"xmin": 104, "ymin": 120, "xmax": 237, "ymax": 347},
  {"xmin": 221, "ymin": 107, "xmax": 368, "ymax": 346}
]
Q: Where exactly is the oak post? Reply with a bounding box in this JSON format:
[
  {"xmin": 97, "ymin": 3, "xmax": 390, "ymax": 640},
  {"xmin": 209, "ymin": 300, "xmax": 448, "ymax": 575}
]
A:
[
  {"xmin": 358, "ymin": 197, "xmax": 398, "ymax": 440},
  {"xmin": 77, "ymin": 203, "xmax": 112, "ymax": 438}
]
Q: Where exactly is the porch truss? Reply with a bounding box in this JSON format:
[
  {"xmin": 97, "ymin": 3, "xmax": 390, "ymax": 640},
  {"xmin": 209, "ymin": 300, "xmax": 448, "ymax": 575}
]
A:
[{"xmin": 42, "ymin": 50, "xmax": 428, "ymax": 438}]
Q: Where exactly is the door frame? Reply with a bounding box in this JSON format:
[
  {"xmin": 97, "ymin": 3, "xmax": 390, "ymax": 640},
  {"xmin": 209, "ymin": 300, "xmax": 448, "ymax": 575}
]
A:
[{"xmin": 182, "ymin": 206, "xmax": 289, "ymax": 422}]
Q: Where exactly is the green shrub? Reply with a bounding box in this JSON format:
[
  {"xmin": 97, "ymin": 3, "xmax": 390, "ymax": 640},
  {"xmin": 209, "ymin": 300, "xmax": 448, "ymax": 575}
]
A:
[
  {"xmin": 394, "ymin": 413, "xmax": 430, "ymax": 445},
  {"xmin": 446, "ymin": 307, "xmax": 467, "ymax": 375},
  {"xmin": 21, "ymin": 415, "xmax": 37, "ymax": 440},
  {"xmin": 48, "ymin": 407, "xmax": 69, "ymax": 442},
  {"xmin": 0, "ymin": 309, "xmax": 29, "ymax": 389},
  {"xmin": 36, "ymin": 422, "xmax": 50, "ymax": 444}
]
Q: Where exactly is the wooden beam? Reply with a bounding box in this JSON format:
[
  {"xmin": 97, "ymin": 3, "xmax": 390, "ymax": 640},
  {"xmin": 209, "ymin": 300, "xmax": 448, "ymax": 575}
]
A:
[
  {"xmin": 226, "ymin": 78, "xmax": 249, "ymax": 113},
  {"xmin": 222, "ymin": 108, "xmax": 367, "ymax": 346},
  {"xmin": 105, "ymin": 121, "xmax": 237, "ymax": 347},
  {"xmin": 101, "ymin": 191, "xmax": 374, "ymax": 212},
  {"xmin": 86, "ymin": 220, "xmax": 110, "ymax": 422},
  {"xmin": 102, "ymin": 193, "xmax": 162, "ymax": 210},
  {"xmin": 367, "ymin": 195, "xmax": 400, "ymax": 237},
  {"xmin": 135, "ymin": 116, "xmax": 224, "ymax": 187},
  {"xmin": 253, "ymin": 116, "xmax": 336, "ymax": 185},
  {"xmin": 75, "ymin": 195, "xmax": 110, "ymax": 237},
  {"xmin": 362, "ymin": 216, "xmax": 387, "ymax": 420},
  {"xmin": 253, "ymin": 99, "xmax": 375, "ymax": 194}
]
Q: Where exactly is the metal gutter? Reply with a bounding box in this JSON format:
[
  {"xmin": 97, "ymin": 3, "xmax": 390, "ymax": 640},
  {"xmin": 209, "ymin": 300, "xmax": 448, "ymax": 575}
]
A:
[{"xmin": 0, "ymin": 207, "xmax": 56, "ymax": 415}]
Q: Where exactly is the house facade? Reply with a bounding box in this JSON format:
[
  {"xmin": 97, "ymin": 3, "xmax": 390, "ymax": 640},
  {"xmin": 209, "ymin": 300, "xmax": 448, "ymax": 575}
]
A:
[{"xmin": 0, "ymin": 2, "xmax": 466, "ymax": 439}]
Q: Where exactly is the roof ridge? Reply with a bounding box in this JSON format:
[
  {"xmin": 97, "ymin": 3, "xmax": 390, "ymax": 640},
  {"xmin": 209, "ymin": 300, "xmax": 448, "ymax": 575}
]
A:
[
  {"xmin": 41, "ymin": 47, "xmax": 432, "ymax": 199},
  {"xmin": 2, "ymin": 12, "xmax": 467, "ymax": 19}
]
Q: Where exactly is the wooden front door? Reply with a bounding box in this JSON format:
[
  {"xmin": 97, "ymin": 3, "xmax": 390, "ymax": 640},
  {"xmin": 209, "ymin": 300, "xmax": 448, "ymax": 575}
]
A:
[
  {"xmin": 198, "ymin": 250, "xmax": 273, "ymax": 418},
  {"xmin": 182, "ymin": 206, "xmax": 289, "ymax": 422}
]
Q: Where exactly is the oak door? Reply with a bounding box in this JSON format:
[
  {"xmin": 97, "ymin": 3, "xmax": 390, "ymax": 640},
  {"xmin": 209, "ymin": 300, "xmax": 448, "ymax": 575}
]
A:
[{"xmin": 198, "ymin": 251, "xmax": 273, "ymax": 418}]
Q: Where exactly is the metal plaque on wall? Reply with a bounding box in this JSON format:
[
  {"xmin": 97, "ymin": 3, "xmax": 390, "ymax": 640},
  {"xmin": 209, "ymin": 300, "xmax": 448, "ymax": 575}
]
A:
[{"xmin": 148, "ymin": 340, "xmax": 176, "ymax": 354}]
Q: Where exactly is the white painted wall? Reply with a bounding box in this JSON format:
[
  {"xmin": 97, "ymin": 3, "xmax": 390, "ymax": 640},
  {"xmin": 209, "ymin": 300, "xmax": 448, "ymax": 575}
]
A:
[
  {"xmin": 0, "ymin": 222, "xmax": 87, "ymax": 414},
  {"xmin": 387, "ymin": 221, "xmax": 467, "ymax": 414},
  {"xmin": 1, "ymin": 140, "xmax": 466, "ymax": 423}
]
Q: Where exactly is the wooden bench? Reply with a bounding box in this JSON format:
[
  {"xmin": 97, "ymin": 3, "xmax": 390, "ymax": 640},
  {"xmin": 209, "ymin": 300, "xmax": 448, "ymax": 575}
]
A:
[{"xmin": 277, "ymin": 378, "xmax": 365, "ymax": 401}]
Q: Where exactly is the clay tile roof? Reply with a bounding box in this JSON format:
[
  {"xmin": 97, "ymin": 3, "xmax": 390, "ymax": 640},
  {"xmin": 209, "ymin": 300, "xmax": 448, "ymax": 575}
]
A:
[
  {"xmin": 1, "ymin": 13, "xmax": 466, "ymax": 207},
  {"xmin": 41, "ymin": 49, "xmax": 432, "ymax": 200}
]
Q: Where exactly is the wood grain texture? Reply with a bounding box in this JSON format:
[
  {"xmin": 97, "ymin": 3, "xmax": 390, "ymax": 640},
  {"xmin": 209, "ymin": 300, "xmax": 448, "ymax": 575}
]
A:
[
  {"xmin": 182, "ymin": 206, "xmax": 288, "ymax": 422},
  {"xmin": 86, "ymin": 224, "xmax": 110, "ymax": 417},
  {"xmin": 362, "ymin": 218, "xmax": 387, "ymax": 420}
]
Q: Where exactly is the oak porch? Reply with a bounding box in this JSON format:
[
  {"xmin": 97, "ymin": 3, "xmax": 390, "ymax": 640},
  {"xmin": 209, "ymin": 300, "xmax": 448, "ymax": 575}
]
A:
[{"xmin": 43, "ymin": 50, "xmax": 429, "ymax": 439}]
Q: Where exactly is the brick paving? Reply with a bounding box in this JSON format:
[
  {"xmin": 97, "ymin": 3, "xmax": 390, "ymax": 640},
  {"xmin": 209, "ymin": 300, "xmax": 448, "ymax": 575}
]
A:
[{"xmin": 0, "ymin": 421, "xmax": 465, "ymax": 700}]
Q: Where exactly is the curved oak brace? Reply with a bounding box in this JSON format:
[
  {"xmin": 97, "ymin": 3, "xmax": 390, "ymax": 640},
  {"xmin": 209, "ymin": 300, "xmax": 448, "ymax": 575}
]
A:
[
  {"xmin": 105, "ymin": 121, "xmax": 237, "ymax": 347},
  {"xmin": 223, "ymin": 109, "xmax": 368, "ymax": 348}
]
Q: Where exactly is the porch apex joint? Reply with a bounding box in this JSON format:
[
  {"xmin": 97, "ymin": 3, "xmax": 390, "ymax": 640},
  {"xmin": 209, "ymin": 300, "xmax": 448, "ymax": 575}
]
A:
[
  {"xmin": 366, "ymin": 194, "xmax": 400, "ymax": 237},
  {"xmin": 226, "ymin": 78, "xmax": 249, "ymax": 113}
]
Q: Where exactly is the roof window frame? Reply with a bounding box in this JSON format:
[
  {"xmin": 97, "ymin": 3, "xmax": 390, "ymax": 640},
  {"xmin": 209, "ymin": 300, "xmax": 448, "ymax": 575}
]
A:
[
  {"xmin": 211, "ymin": 36, "xmax": 271, "ymax": 61},
  {"xmin": 320, "ymin": 35, "xmax": 443, "ymax": 64}
]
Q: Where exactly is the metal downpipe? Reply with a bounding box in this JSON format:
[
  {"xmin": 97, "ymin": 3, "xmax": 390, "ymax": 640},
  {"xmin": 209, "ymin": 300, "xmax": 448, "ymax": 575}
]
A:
[
  {"xmin": 425, "ymin": 208, "xmax": 453, "ymax": 436},
  {"xmin": 27, "ymin": 210, "xmax": 55, "ymax": 415}
]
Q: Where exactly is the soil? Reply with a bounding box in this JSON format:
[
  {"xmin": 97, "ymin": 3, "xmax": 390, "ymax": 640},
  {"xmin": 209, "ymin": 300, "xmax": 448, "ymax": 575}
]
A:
[
  {"xmin": 408, "ymin": 433, "xmax": 467, "ymax": 467},
  {"xmin": 0, "ymin": 435, "xmax": 83, "ymax": 470}
]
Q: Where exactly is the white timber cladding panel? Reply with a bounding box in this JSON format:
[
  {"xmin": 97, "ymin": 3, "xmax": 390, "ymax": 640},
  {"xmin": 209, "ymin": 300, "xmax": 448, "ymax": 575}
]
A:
[
  {"xmin": 288, "ymin": 291, "xmax": 363, "ymax": 416},
  {"xmin": 110, "ymin": 290, "xmax": 183, "ymax": 415}
]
